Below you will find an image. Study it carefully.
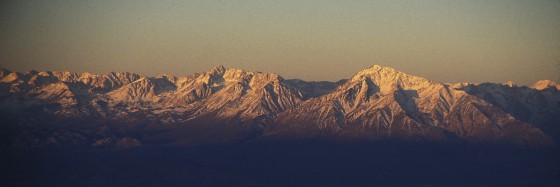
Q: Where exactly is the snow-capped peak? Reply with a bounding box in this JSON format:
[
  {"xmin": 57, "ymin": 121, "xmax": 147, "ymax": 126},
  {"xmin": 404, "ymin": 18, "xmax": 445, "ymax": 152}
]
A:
[
  {"xmin": 349, "ymin": 65, "xmax": 433, "ymax": 94},
  {"xmin": 196, "ymin": 66, "xmax": 229, "ymax": 85},
  {"xmin": 502, "ymin": 81, "xmax": 516, "ymax": 87},
  {"xmin": 531, "ymin": 80, "xmax": 559, "ymax": 90},
  {"xmin": 1, "ymin": 65, "xmax": 557, "ymax": 147},
  {"xmin": 222, "ymin": 68, "xmax": 254, "ymax": 83},
  {"xmin": 208, "ymin": 65, "xmax": 226, "ymax": 75}
]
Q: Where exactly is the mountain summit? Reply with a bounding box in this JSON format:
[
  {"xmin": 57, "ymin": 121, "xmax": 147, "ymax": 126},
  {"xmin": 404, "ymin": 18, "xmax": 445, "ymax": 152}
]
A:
[
  {"xmin": 531, "ymin": 80, "xmax": 560, "ymax": 90},
  {"xmin": 265, "ymin": 65, "xmax": 552, "ymax": 145},
  {"xmin": 349, "ymin": 65, "xmax": 434, "ymax": 94}
]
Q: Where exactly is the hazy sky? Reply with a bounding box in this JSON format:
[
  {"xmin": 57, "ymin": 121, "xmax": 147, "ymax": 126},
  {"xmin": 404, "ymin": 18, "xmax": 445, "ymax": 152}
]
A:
[{"xmin": 1, "ymin": 0, "xmax": 559, "ymax": 85}]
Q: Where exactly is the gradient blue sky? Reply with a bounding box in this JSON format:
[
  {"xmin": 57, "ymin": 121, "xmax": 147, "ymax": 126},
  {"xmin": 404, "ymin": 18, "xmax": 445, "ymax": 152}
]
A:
[{"xmin": 1, "ymin": 0, "xmax": 559, "ymax": 85}]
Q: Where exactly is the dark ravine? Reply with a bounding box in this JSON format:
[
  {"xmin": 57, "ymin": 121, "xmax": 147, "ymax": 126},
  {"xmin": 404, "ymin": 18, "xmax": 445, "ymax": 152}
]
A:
[{"xmin": 1, "ymin": 65, "xmax": 560, "ymax": 186}]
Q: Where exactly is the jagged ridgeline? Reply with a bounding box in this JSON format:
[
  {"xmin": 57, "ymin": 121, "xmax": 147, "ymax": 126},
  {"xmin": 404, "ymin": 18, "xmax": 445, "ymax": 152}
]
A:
[{"xmin": 0, "ymin": 65, "xmax": 558, "ymax": 148}]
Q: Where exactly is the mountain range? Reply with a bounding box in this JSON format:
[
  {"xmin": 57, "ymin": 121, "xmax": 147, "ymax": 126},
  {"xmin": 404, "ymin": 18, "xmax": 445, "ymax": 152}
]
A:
[{"xmin": 0, "ymin": 65, "xmax": 558, "ymax": 149}]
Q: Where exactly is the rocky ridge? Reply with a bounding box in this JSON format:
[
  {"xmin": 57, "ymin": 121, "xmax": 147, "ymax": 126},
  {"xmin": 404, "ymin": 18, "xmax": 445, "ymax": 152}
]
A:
[{"xmin": 0, "ymin": 65, "xmax": 557, "ymax": 148}]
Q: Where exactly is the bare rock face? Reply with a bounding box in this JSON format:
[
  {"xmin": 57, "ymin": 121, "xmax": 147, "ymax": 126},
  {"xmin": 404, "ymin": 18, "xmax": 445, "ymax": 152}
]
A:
[{"xmin": 0, "ymin": 65, "xmax": 557, "ymax": 147}]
